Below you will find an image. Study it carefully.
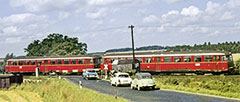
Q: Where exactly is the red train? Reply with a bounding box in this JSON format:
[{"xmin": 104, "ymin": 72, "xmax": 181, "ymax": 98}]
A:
[
  {"xmin": 5, "ymin": 55, "xmax": 100, "ymax": 74},
  {"xmin": 101, "ymin": 51, "xmax": 231, "ymax": 75},
  {"xmin": 5, "ymin": 50, "xmax": 232, "ymax": 75}
]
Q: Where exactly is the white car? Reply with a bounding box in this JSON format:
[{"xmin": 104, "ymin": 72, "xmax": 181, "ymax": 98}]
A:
[
  {"xmin": 82, "ymin": 69, "xmax": 99, "ymax": 80},
  {"xmin": 131, "ymin": 73, "xmax": 156, "ymax": 91},
  {"xmin": 110, "ymin": 72, "xmax": 132, "ymax": 87}
]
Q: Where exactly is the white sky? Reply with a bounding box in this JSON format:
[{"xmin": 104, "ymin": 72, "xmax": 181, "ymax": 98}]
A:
[{"xmin": 0, "ymin": 0, "xmax": 240, "ymax": 57}]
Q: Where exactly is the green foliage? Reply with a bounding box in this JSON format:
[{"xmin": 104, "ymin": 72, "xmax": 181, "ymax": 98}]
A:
[
  {"xmin": 0, "ymin": 53, "xmax": 15, "ymax": 72},
  {"xmin": 24, "ymin": 33, "xmax": 87, "ymax": 56},
  {"xmin": 105, "ymin": 41, "xmax": 240, "ymax": 53},
  {"xmin": 10, "ymin": 76, "xmax": 128, "ymax": 102},
  {"xmin": 154, "ymin": 75, "xmax": 240, "ymax": 99}
]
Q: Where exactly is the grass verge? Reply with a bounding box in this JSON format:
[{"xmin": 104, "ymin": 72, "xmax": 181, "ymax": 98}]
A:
[
  {"xmin": 153, "ymin": 75, "xmax": 240, "ymax": 99},
  {"xmin": 8, "ymin": 76, "xmax": 129, "ymax": 102}
]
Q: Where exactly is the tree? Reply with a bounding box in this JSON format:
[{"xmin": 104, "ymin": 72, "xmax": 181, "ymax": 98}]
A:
[
  {"xmin": 24, "ymin": 33, "xmax": 87, "ymax": 56},
  {"xmin": 0, "ymin": 53, "xmax": 15, "ymax": 73}
]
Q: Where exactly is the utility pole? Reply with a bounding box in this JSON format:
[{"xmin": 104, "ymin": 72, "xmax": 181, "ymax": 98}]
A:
[{"xmin": 128, "ymin": 25, "xmax": 136, "ymax": 72}]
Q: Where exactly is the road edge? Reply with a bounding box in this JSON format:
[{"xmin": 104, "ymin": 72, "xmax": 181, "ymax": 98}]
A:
[{"xmin": 160, "ymin": 89, "xmax": 240, "ymax": 101}]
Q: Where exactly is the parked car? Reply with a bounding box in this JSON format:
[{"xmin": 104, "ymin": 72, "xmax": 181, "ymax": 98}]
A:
[
  {"xmin": 82, "ymin": 69, "xmax": 99, "ymax": 80},
  {"xmin": 110, "ymin": 72, "xmax": 132, "ymax": 87},
  {"xmin": 131, "ymin": 72, "xmax": 156, "ymax": 91}
]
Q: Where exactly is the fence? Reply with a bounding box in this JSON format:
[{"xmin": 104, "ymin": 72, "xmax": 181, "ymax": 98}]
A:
[{"xmin": 0, "ymin": 75, "xmax": 23, "ymax": 89}]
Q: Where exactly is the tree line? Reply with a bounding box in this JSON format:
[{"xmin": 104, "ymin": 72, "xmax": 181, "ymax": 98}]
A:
[{"xmin": 106, "ymin": 41, "xmax": 240, "ymax": 53}]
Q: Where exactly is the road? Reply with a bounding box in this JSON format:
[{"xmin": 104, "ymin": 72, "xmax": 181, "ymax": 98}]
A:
[{"xmin": 64, "ymin": 76, "xmax": 239, "ymax": 102}]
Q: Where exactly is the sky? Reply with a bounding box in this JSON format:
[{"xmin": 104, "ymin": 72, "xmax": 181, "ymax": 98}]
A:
[{"xmin": 0, "ymin": 0, "xmax": 240, "ymax": 57}]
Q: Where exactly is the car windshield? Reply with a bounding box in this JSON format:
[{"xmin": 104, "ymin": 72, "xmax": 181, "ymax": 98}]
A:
[
  {"xmin": 87, "ymin": 70, "xmax": 96, "ymax": 72},
  {"xmin": 118, "ymin": 74, "xmax": 129, "ymax": 78},
  {"xmin": 140, "ymin": 75, "xmax": 152, "ymax": 79}
]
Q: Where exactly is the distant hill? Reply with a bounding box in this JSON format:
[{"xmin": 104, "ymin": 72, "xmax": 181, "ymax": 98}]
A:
[
  {"xmin": 105, "ymin": 45, "xmax": 165, "ymax": 53},
  {"xmin": 105, "ymin": 41, "xmax": 240, "ymax": 53}
]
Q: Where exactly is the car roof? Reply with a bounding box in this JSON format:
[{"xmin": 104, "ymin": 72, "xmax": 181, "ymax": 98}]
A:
[
  {"xmin": 136, "ymin": 72, "xmax": 151, "ymax": 76},
  {"xmin": 114, "ymin": 72, "xmax": 129, "ymax": 75}
]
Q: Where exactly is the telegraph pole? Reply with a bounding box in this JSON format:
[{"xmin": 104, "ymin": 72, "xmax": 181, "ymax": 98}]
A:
[{"xmin": 128, "ymin": 25, "xmax": 135, "ymax": 71}]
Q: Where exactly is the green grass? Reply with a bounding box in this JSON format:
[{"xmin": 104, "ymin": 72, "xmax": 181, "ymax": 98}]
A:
[
  {"xmin": 9, "ymin": 76, "xmax": 129, "ymax": 102},
  {"xmin": 153, "ymin": 75, "xmax": 240, "ymax": 99}
]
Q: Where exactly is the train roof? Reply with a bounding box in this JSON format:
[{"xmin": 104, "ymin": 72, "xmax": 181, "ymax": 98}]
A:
[
  {"xmin": 103, "ymin": 50, "xmax": 229, "ymax": 58},
  {"xmin": 7, "ymin": 55, "xmax": 100, "ymax": 61}
]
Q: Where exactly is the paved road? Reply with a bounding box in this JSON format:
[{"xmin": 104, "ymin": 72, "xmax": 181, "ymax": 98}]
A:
[{"xmin": 64, "ymin": 76, "xmax": 239, "ymax": 102}]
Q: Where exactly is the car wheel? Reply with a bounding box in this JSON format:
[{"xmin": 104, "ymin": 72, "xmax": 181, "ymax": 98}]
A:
[
  {"xmin": 131, "ymin": 85, "xmax": 134, "ymax": 90},
  {"xmin": 137, "ymin": 86, "xmax": 141, "ymax": 91},
  {"xmin": 152, "ymin": 86, "xmax": 155, "ymax": 90}
]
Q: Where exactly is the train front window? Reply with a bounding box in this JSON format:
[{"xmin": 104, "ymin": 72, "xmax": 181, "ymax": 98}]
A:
[
  {"xmin": 174, "ymin": 56, "xmax": 181, "ymax": 62},
  {"xmin": 184, "ymin": 56, "xmax": 191, "ymax": 62},
  {"xmin": 204, "ymin": 56, "xmax": 212, "ymax": 62},
  {"xmin": 164, "ymin": 56, "xmax": 171, "ymax": 62},
  {"xmin": 8, "ymin": 61, "xmax": 12, "ymax": 65},
  {"xmin": 194, "ymin": 56, "xmax": 202, "ymax": 62}
]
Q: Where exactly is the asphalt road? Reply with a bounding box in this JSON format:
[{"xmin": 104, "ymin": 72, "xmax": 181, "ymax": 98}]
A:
[{"xmin": 64, "ymin": 76, "xmax": 239, "ymax": 102}]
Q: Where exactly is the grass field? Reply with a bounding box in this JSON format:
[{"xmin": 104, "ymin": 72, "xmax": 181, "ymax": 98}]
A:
[
  {"xmin": 153, "ymin": 75, "xmax": 240, "ymax": 99},
  {"xmin": 0, "ymin": 76, "xmax": 129, "ymax": 102}
]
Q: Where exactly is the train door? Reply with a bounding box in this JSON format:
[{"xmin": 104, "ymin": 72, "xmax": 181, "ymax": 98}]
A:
[
  {"xmin": 155, "ymin": 57, "xmax": 161, "ymax": 72},
  {"xmin": 42, "ymin": 60, "xmax": 49, "ymax": 73},
  {"xmin": 214, "ymin": 56, "xmax": 221, "ymax": 72}
]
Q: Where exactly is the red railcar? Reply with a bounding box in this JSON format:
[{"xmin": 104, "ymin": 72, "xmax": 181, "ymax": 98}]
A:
[
  {"xmin": 101, "ymin": 51, "xmax": 230, "ymax": 74},
  {"xmin": 5, "ymin": 56, "xmax": 100, "ymax": 74}
]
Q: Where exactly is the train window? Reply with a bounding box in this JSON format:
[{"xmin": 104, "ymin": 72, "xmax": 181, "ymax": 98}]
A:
[
  {"xmin": 204, "ymin": 56, "xmax": 212, "ymax": 62},
  {"xmin": 214, "ymin": 56, "xmax": 221, "ymax": 61},
  {"xmin": 222, "ymin": 56, "xmax": 226, "ymax": 61},
  {"xmin": 174, "ymin": 56, "xmax": 181, "ymax": 62},
  {"xmin": 64, "ymin": 59, "xmax": 69, "ymax": 64},
  {"xmin": 71, "ymin": 59, "xmax": 76, "ymax": 64},
  {"xmin": 155, "ymin": 57, "xmax": 160, "ymax": 62},
  {"xmin": 194, "ymin": 56, "xmax": 202, "ymax": 62},
  {"xmin": 8, "ymin": 61, "xmax": 12, "ymax": 65},
  {"xmin": 13, "ymin": 61, "xmax": 17, "ymax": 66},
  {"xmin": 118, "ymin": 58, "xmax": 125, "ymax": 60},
  {"xmin": 164, "ymin": 56, "xmax": 171, "ymax": 62},
  {"xmin": 136, "ymin": 58, "xmax": 143, "ymax": 63},
  {"xmin": 44, "ymin": 60, "xmax": 48, "ymax": 64},
  {"xmin": 104, "ymin": 58, "xmax": 110, "ymax": 63},
  {"xmin": 37, "ymin": 60, "xmax": 41, "ymax": 66},
  {"xmin": 57, "ymin": 60, "xmax": 62, "ymax": 64},
  {"xmin": 85, "ymin": 59, "xmax": 92, "ymax": 64},
  {"xmin": 78, "ymin": 59, "xmax": 83, "ymax": 64},
  {"xmin": 31, "ymin": 60, "xmax": 35, "ymax": 65},
  {"xmin": 18, "ymin": 61, "xmax": 23, "ymax": 65},
  {"xmin": 145, "ymin": 57, "xmax": 152, "ymax": 63},
  {"xmin": 51, "ymin": 60, "xmax": 56, "ymax": 65},
  {"xmin": 184, "ymin": 56, "xmax": 191, "ymax": 62},
  {"xmin": 25, "ymin": 60, "xmax": 30, "ymax": 65}
]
